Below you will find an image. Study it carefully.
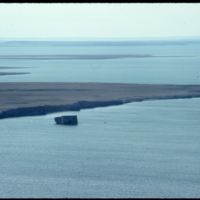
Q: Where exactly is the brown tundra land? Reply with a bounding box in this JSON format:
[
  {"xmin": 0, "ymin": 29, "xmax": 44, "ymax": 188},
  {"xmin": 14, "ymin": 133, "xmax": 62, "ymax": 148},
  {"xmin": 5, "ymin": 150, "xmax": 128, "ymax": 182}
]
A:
[{"xmin": 0, "ymin": 82, "xmax": 200, "ymax": 119}]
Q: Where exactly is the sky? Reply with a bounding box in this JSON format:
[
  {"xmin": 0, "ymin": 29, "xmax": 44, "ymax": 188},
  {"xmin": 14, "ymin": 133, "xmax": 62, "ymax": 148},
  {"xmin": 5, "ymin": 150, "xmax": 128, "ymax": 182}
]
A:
[{"xmin": 0, "ymin": 3, "xmax": 200, "ymax": 40}]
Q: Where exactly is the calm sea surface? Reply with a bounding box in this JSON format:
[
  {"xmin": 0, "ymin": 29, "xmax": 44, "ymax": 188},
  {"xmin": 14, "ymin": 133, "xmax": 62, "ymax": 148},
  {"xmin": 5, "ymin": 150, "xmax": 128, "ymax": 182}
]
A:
[
  {"xmin": 0, "ymin": 41, "xmax": 200, "ymax": 197},
  {"xmin": 0, "ymin": 40, "xmax": 200, "ymax": 84}
]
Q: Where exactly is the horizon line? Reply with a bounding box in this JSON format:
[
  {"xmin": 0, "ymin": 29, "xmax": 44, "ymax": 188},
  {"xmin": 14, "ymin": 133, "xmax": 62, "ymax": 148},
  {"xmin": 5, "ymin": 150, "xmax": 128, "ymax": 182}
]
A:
[{"xmin": 1, "ymin": 36, "xmax": 200, "ymax": 41}]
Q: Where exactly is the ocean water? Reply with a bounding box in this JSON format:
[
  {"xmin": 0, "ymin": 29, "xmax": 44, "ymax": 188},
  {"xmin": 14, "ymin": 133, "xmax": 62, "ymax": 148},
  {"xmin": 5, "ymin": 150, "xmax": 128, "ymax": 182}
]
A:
[
  {"xmin": 0, "ymin": 40, "xmax": 200, "ymax": 197},
  {"xmin": 0, "ymin": 98, "xmax": 200, "ymax": 198},
  {"xmin": 0, "ymin": 40, "xmax": 200, "ymax": 84}
]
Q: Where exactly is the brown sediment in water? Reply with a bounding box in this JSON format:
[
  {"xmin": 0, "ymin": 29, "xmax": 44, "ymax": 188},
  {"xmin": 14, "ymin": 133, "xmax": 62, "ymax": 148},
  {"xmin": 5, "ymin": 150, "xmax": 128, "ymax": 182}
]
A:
[{"xmin": 0, "ymin": 82, "xmax": 200, "ymax": 119}]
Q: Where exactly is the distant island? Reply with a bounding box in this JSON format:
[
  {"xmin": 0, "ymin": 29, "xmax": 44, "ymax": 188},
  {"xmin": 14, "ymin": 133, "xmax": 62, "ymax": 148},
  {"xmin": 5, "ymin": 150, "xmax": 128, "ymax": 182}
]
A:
[
  {"xmin": 0, "ymin": 82, "xmax": 200, "ymax": 119},
  {"xmin": 0, "ymin": 72, "xmax": 30, "ymax": 76}
]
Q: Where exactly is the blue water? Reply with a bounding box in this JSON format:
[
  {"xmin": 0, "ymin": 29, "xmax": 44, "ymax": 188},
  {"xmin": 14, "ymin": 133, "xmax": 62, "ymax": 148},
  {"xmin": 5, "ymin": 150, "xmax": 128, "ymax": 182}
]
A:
[
  {"xmin": 0, "ymin": 41, "xmax": 200, "ymax": 84},
  {"xmin": 0, "ymin": 98, "xmax": 200, "ymax": 198},
  {"xmin": 0, "ymin": 40, "xmax": 200, "ymax": 197}
]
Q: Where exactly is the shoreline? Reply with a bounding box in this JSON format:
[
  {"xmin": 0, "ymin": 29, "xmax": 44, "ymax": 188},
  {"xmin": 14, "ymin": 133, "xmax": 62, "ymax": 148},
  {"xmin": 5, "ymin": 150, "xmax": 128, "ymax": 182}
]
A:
[
  {"xmin": 0, "ymin": 95, "xmax": 199, "ymax": 120},
  {"xmin": 0, "ymin": 72, "xmax": 30, "ymax": 76},
  {"xmin": 1, "ymin": 82, "xmax": 200, "ymax": 119}
]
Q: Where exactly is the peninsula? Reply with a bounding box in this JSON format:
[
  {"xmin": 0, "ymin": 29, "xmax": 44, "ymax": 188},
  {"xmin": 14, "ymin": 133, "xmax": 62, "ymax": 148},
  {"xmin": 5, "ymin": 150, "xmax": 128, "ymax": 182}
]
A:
[{"xmin": 0, "ymin": 82, "xmax": 200, "ymax": 119}]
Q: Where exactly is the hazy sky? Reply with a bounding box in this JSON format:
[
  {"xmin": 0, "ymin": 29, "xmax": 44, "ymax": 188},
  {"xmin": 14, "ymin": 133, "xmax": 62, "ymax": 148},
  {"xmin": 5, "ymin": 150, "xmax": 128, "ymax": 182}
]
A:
[{"xmin": 0, "ymin": 3, "xmax": 200, "ymax": 39}]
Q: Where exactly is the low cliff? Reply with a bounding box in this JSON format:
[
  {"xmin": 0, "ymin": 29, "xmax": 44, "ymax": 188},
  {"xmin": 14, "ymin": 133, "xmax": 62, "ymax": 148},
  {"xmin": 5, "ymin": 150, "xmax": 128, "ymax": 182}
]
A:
[
  {"xmin": 1, "ymin": 82, "xmax": 200, "ymax": 119},
  {"xmin": 0, "ymin": 100, "xmax": 125, "ymax": 119}
]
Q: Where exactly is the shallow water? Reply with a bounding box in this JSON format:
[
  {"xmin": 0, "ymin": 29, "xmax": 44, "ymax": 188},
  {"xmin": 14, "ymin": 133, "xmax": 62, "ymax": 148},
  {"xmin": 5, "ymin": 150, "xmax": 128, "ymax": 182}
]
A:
[
  {"xmin": 0, "ymin": 41, "xmax": 200, "ymax": 84},
  {"xmin": 0, "ymin": 98, "xmax": 200, "ymax": 198}
]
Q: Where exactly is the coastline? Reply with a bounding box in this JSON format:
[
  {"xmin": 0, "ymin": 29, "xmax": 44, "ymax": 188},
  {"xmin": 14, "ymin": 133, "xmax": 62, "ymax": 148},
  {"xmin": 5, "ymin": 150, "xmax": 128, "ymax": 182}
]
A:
[
  {"xmin": 0, "ymin": 66, "xmax": 30, "ymax": 76},
  {"xmin": 0, "ymin": 72, "xmax": 30, "ymax": 76},
  {"xmin": 1, "ymin": 82, "xmax": 200, "ymax": 119}
]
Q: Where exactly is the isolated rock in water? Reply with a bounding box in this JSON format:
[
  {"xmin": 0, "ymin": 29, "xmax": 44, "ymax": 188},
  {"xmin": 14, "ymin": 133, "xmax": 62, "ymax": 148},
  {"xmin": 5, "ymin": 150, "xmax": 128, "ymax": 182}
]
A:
[{"xmin": 54, "ymin": 115, "xmax": 78, "ymax": 125}]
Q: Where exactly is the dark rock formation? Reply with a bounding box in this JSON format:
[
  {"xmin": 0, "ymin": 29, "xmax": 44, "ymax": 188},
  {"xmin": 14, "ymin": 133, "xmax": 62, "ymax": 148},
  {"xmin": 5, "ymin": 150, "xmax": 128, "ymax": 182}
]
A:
[
  {"xmin": 55, "ymin": 115, "xmax": 78, "ymax": 125},
  {"xmin": 0, "ymin": 100, "xmax": 124, "ymax": 119},
  {"xmin": 0, "ymin": 95, "xmax": 199, "ymax": 120}
]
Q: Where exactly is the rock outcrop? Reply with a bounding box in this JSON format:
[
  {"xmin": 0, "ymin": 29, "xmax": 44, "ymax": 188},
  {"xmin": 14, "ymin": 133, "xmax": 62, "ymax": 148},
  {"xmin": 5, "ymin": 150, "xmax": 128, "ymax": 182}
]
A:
[
  {"xmin": 55, "ymin": 115, "xmax": 78, "ymax": 125},
  {"xmin": 0, "ymin": 100, "xmax": 124, "ymax": 119}
]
